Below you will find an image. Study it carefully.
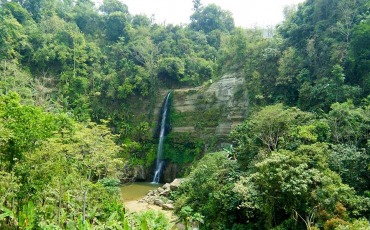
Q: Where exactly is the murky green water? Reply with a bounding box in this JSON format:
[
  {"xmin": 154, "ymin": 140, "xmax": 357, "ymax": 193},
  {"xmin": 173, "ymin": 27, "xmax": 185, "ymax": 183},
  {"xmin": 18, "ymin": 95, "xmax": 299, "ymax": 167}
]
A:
[{"xmin": 120, "ymin": 182, "xmax": 161, "ymax": 202}]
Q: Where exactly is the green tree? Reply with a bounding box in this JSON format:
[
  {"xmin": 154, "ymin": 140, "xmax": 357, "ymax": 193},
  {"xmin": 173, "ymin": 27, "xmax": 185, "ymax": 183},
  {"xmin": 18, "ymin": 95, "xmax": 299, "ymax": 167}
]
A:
[
  {"xmin": 72, "ymin": 0, "xmax": 102, "ymax": 36},
  {"xmin": 128, "ymin": 35, "xmax": 159, "ymax": 102},
  {"xmin": 0, "ymin": 60, "xmax": 33, "ymax": 103},
  {"xmin": 15, "ymin": 0, "xmax": 61, "ymax": 21},
  {"xmin": 298, "ymin": 65, "xmax": 361, "ymax": 111},
  {"xmin": 234, "ymin": 143, "xmax": 370, "ymax": 229},
  {"xmin": 329, "ymin": 145, "xmax": 370, "ymax": 193},
  {"xmin": 175, "ymin": 152, "xmax": 242, "ymax": 229},
  {"xmin": 2, "ymin": 2, "xmax": 31, "ymax": 24},
  {"xmin": 132, "ymin": 14, "xmax": 151, "ymax": 28},
  {"xmin": 349, "ymin": 18, "xmax": 370, "ymax": 95},
  {"xmin": 277, "ymin": 0, "xmax": 369, "ymax": 110},
  {"xmin": 99, "ymin": 0, "xmax": 128, "ymax": 15},
  {"xmin": 158, "ymin": 57, "xmax": 185, "ymax": 82},
  {"xmin": 192, "ymin": 0, "xmax": 202, "ymax": 11},
  {"xmin": 276, "ymin": 47, "xmax": 302, "ymax": 104},
  {"xmin": 0, "ymin": 92, "xmax": 69, "ymax": 170},
  {"xmin": 328, "ymin": 101, "xmax": 369, "ymax": 146},
  {"xmin": 14, "ymin": 121, "xmax": 124, "ymax": 228},
  {"xmin": 231, "ymin": 104, "xmax": 312, "ymax": 157},
  {"xmin": 0, "ymin": 11, "xmax": 28, "ymax": 61},
  {"xmin": 104, "ymin": 11, "xmax": 129, "ymax": 42},
  {"xmin": 183, "ymin": 56, "xmax": 214, "ymax": 86},
  {"xmin": 190, "ymin": 3, "xmax": 234, "ymax": 34},
  {"xmin": 0, "ymin": 171, "xmax": 19, "ymax": 214}
]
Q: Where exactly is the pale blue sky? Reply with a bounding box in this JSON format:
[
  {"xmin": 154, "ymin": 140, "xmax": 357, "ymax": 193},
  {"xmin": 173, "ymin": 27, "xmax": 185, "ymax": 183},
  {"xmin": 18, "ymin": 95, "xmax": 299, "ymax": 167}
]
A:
[{"xmin": 95, "ymin": 0, "xmax": 306, "ymax": 28}]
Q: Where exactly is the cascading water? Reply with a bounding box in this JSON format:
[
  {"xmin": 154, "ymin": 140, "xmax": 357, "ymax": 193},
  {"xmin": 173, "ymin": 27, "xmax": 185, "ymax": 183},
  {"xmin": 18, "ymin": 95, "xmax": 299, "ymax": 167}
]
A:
[{"xmin": 152, "ymin": 92, "xmax": 171, "ymax": 183}]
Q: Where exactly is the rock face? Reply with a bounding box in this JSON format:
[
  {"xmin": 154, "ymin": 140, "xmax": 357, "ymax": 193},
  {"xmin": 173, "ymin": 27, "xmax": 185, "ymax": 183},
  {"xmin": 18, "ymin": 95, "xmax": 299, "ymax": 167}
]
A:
[
  {"xmin": 172, "ymin": 73, "xmax": 248, "ymax": 138},
  {"xmin": 163, "ymin": 162, "xmax": 178, "ymax": 183},
  {"xmin": 148, "ymin": 73, "xmax": 248, "ymax": 181},
  {"xmin": 121, "ymin": 164, "xmax": 147, "ymax": 183}
]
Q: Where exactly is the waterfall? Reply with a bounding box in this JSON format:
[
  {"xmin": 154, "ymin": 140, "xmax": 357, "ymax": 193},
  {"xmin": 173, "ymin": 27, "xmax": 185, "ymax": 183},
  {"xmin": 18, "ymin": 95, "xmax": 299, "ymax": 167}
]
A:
[{"xmin": 152, "ymin": 92, "xmax": 171, "ymax": 183}]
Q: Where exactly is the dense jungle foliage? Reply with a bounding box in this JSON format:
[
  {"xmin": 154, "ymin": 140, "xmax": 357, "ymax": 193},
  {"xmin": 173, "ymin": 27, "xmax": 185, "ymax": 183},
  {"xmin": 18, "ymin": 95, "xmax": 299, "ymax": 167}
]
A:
[{"xmin": 0, "ymin": 0, "xmax": 369, "ymax": 229}]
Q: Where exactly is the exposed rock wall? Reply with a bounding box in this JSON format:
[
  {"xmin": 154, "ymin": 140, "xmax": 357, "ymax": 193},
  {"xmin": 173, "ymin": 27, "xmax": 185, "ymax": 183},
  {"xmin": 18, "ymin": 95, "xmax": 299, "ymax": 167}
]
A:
[
  {"xmin": 149, "ymin": 73, "xmax": 248, "ymax": 182},
  {"xmin": 172, "ymin": 73, "xmax": 248, "ymax": 139},
  {"xmin": 121, "ymin": 164, "xmax": 147, "ymax": 183}
]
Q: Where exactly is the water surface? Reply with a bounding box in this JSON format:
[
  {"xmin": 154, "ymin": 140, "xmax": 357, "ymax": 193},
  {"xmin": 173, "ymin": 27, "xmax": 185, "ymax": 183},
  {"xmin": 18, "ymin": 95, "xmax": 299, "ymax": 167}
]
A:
[{"xmin": 120, "ymin": 182, "xmax": 161, "ymax": 202}]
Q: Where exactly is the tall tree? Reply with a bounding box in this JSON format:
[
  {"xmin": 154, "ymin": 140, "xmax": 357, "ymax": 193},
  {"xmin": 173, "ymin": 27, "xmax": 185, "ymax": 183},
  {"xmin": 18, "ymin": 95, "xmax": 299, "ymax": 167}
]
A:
[
  {"xmin": 192, "ymin": 0, "xmax": 202, "ymax": 11},
  {"xmin": 99, "ymin": 0, "xmax": 129, "ymax": 15},
  {"xmin": 190, "ymin": 3, "xmax": 234, "ymax": 34},
  {"xmin": 104, "ymin": 11, "xmax": 129, "ymax": 42}
]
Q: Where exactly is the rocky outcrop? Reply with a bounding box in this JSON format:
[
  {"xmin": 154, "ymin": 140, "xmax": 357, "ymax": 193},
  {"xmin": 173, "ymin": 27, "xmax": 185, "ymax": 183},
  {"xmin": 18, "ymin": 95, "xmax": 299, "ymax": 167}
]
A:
[
  {"xmin": 121, "ymin": 164, "xmax": 147, "ymax": 183},
  {"xmin": 172, "ymin": 73, "xmax": 248, "ymax": 138},
  {"xmin": 147, "ymin": 73, "xmax": 248, "ymax": 182},
  {"xmin": 169, "ymin": 178, "xmax": 182, "ymax": 190},
  {"xmin": 163, "ymin": 162, "xmax": 178, "ymax": 183},
  {"xmin": 139, "ymin": 179, "xmax": 184, "ymax": 210}
]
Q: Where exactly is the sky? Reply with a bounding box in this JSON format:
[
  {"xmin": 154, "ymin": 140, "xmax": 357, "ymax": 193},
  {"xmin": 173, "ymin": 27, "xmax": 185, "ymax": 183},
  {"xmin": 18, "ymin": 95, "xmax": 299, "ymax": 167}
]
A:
[{"xmin": 96, "ymin": 0, "xmax": 306, "ymax": 28}]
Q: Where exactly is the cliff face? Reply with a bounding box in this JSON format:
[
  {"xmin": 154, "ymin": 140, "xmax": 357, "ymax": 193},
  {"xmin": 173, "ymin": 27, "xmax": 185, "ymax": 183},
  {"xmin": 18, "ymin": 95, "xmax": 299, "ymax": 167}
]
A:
[
  {"xmin": 151, "ymin": 73, "xmax": 249, "ymax": 182},
  {"xmin": 171, "ymin": 73, "xmax": 248, "ymax": 140}
]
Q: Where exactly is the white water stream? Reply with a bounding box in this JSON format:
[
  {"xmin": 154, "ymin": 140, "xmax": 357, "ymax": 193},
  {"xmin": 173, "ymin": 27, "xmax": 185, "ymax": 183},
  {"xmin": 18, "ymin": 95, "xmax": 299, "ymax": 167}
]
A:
[{"xmin": 152, "ymin": 92, "xmax": 171, "ymax": 183}]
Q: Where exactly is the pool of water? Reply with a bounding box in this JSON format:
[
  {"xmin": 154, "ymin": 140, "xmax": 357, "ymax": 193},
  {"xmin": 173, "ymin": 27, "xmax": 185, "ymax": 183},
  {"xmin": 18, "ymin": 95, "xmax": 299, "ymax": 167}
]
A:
[{"xmin": 120, "ymin": 182, "xmax": 161, "ymax": 202}]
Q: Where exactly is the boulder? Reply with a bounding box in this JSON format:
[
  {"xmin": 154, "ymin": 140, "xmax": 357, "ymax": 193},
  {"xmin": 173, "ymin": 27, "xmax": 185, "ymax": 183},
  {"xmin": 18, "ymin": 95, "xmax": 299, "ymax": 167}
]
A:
[
  {"xmin": 175, "ymin": 223, "xmax": 186, "ymax": 230},
  {"xmin": 157, "ymin": 187, "xmax": 165, "ymax": 193},
  {"xmin": 162, "ymin": 183, "xmax": 171, "ymax": 190},
  {"xmin": 170, "ymin": 178, "xmax": 183, "ymax": 190},
  {"xmin": 154, "ymin": 199, "xmax": 164, "ymax": 207},
  {"xmin": 159, "ymin": 189, "xmax": 170, "ymax": 197},
  {"xmin": 162, "ymin": 203, "xmax": 175, "ymax": 210}
]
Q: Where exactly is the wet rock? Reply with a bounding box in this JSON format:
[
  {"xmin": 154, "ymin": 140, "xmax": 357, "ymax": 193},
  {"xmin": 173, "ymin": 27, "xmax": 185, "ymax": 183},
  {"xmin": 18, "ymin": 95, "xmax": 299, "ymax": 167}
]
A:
[
  {"xmin": 134, "ymin": 166, "xmax": 147, "ymax": 181},
  {"xmin": 163, "ymin": 163, "xmax": 178, "ymax": 183},
  {"xmin": 121, "ymin": 164, "xmax": 147, "ymax": 182}
]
